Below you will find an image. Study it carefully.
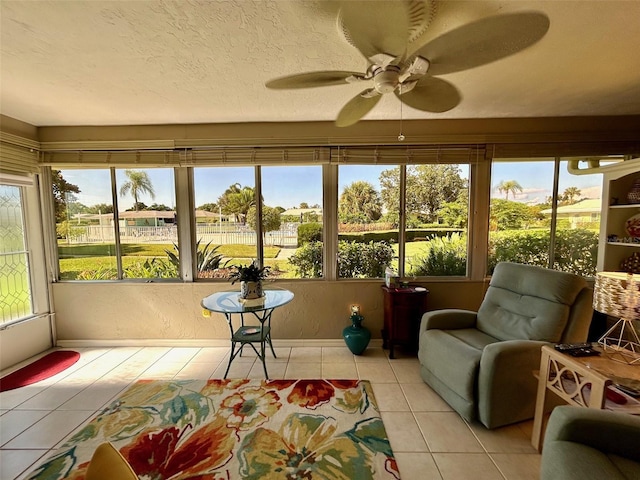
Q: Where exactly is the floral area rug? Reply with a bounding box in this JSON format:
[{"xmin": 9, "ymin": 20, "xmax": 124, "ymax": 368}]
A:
[{"xmin": 26, "ymin": 379, "xmax": 400, "ymax": 479}]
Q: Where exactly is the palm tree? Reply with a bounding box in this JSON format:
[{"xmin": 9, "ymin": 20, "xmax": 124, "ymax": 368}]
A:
[
  {"xmin": 339, "ymin": 181, "xmax": 382, "ymax": 223},
  {"xmin": 562, "ymin": 186, "xmax": 582, "ymax": 204},
  {"xmin": 496, "ymin": 180, "xmax": 523, "ymax": 200},
  {"xmin": 228, "ymin": 187, "xmax": 256, "ymax": 224},
  {"xmin": 119, "ymin": 170, "xmax": 155, "ymax": 211}
]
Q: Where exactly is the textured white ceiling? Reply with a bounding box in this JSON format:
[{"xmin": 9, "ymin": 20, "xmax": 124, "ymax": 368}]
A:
[{"xmin": 2, "ymin": 0, "xmax": 640, "ymax": 127}]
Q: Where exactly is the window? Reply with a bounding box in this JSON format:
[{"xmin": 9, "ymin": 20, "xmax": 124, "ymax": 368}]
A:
[
  {"xmin": 0, "ymin": 185, "xmax": 33, "ymax": 323},
  {"xmin": 262, "ymin": 166, "xmax": 323, "ymax": 279},
  {"xmin": 336, "ymin": 162, "xmax": 470, "ymax": 279},
  {"xmin": 337, "ymin": 165, "xmax": 394, "ymax": 279},
  {"xmin": 554, "ymin": 158, "xmax": 602, "ymax": 276},
  {"xmin": 115, "ymin": 168, "xmax": 178, "ymax": 279},
  {"xmin": 54, "ymin": 168, "xmax": 179, "ymax": 280},
  {"xmin": 403, "ymin": 163, "xmax": 469, "ymax": 277},
  {"xmin": 488, "ymin": 158, "xmax": 603, "ymax": 277},
  {"xmin": 193, "ymin": 167, "xmax": 256, "ymax": 279}
]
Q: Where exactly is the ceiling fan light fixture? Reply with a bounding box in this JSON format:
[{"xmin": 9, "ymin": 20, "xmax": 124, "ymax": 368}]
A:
[{"xmin": 373, "ymin": 69, "xmax": 401, "ymax": 94}]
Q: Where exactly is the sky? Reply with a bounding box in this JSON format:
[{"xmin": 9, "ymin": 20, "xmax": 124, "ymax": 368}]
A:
[{"xmin": 60, "ymin": 160, "xmax": 603, "ymax": 212}]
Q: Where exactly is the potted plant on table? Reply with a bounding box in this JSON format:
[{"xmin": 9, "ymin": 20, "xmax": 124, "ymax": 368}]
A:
[{"xmin": 228, "ymin": 260, "xmax": 271, "ymax": 300}]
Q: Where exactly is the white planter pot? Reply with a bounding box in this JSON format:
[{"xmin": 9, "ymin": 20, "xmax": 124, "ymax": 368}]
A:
[{"xmin": 240, "ymin": 280, "xmax": 263, "ymax": 299}]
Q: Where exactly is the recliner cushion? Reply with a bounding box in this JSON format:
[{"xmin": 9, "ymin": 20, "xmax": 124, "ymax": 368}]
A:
[
  {"xmin": 419, "ymin": 329, "xmax": 498, "ymax": 403},
  {"xmin": 477, "ymin": 288, "xmax": 570, "ymax": 342},
  {"xmin": 477, "ymin": 262, "xmax": 587, "ymax": 342},
  {"xmin": 487, "ymin": 262, "xmax": 588, "ymax": 304}
]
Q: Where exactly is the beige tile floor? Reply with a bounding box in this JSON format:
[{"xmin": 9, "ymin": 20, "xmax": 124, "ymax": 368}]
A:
[{"xmin": 0, "ymin": 346, "xmax": 540, "ymax": 480}]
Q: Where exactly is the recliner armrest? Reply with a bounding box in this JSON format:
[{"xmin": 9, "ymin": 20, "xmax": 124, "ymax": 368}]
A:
[
  {"xmin": 420, "ymin": 309, "xmax": 478, "ymax": 333},
  {"xmin": 544, "ymin": 406, "xmax": 640, "ymax": 462},
  {"xmin": 477, "ymin": 339, "xmax": 548, "ymax": 428},
  {"xmin": 480, "ymin": 339, "xmax": 547, "ymax": 374}
]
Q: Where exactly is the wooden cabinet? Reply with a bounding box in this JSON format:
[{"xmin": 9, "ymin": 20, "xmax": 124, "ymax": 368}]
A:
[
  {"xmin": 381, "ymin": 285, "xmax": 428, "ymax": 359},
  {"xmin": 598, "ymin": 164, "xmax": 640, "ymax": 272}
]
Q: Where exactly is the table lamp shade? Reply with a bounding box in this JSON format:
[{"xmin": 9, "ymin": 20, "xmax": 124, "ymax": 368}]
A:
[{"xmin": 593, "ymin": 272, "xmax": 640, "ymax": 365}]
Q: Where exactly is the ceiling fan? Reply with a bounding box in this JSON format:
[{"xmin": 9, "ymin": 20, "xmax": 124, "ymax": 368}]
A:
[{"xmin": 265, "ymin": 1, "xmax": 550, "ymax": 127}]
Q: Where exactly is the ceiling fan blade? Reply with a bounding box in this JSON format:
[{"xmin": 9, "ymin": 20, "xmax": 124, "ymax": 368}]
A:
[
  {"xmin": 397, "ymin": 76, "xmax": 461, "ymax": 113},
  {"xmin": 266, "ymin": 71, "xmax": 365, "ymax": 89},
  {"xmin": 336, "ymin": 90, "xmax": 382, "ymax": 127},
  {"xmin": 338, "ymin": 1, "xmax": 410, "ymax": 60},
  {"xmin": 416, "ymin": 12, "xmax": 550, "ymax": 76}
]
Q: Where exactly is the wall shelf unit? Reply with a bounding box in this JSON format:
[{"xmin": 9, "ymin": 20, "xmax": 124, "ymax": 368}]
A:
[{"xmin": 597, "ymin": 164, "xmax": 640, "ymax": 272}]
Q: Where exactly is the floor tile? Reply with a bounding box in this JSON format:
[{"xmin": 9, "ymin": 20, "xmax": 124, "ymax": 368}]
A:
[
  {"xmin": 357, "ymin": 362, "xmax": 397, "ymax": 383},
  {"xmin": 322, "ymin": 346, "xmax": 355, "ymax": 363},
  {"xmin": 284, "ymin": 362, "xmax": 322, "ymax": 379},
  {"xmin": 372, "ymin": 383, "xmax": 410, "ymax": 411},
  {"xmin": 174, "ymin": 362, "xmax": 219, "ymax": 380},
  {"xmin": 380, "ymin": 412, "xmax": 428, "ymax": 452},
  {"xmin": 415, "ymin": 412, "xmax": 483, "ymax": 453},
  {"xmin": 390, "ymin": 358, "xmax": 423, "ymax": 383},
  {"xmin": 490, "ymin": 453, "xmax": 541, "ymax": 480},
  {"xmin": 322, "ymin": 362, "xmax": 358, "ymax": 379},
  {"xmin": 0, "ymin": 449, "xmax": 48, "ymax": 480},
  {"xmin": 212, "ymin": 359, "xmax": 254, "ymax": 378},
  {"xmin": 401, "ymin": 383, "xmax": 453, "ymax": 412},
  {"xmin": 432, "ymin": 453, "xmax": 504, "ymax": 480},
  {"xmin": 141, "ymin": 361, "xmax": 191, "ymax": 379},
  {"xmin": 59, "ymin": 384, "xmax": 129, "ymax": 411},
  {"xmin": 15, "ymin": 385, "xmax": 86, "ymax": 411},
  {"xmin": 0, "ymin": 385, "xmax": 48, "ymax": 410},
  {"xmin": 268, "ymin": 347, "xmax": 292, "ymax": 363},
  {"xmin": 0, "ymin": 410, "xmax": 50, "ymax": 447},
  {"xmin": 4, "ymin": 410, "xmax": 95, "ymax": 449},
  {"xmin": 469, "ymin": 421, "xmax": 537, "ymax": 453},
  {"xmin": 189, "ymin": 347, "xmax": 229, "ymax": 364},
  {"xmin": 289, "ymin": 347, "xmax": 322, "ymax": 362},
  {"xmin": 394, "ymin": 452, "xmax": 443, "ymax": 480},
  {"xmin": 248, "ymin": 361, "xmax": 286, "ymax": 379},
  {"xmin": 354, "ymin": 347, "xmax": 390, "ymax": 362},
  {"xmin": 160, "ymin": 347, "xmax": 201, "ymax": 363}
]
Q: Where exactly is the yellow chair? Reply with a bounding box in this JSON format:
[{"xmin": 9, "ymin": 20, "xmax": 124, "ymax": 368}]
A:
[{"xmin": 86, "ymin": 442, "xmax": 137, "ymax": 480}]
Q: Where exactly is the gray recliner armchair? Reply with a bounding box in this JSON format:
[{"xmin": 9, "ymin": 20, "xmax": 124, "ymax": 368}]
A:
[
  {"xmin": 418, "ymin": 262, "xmax": 593, "ymax": 429},
  {"xmin": 541, "ymin": 406, "xmax": 640, "ymax": 480}
]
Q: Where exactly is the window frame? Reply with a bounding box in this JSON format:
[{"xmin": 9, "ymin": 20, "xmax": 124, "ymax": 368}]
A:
[
  {"xmin": 0, "ymin": 176, "xmax": 50, "ymax": 328},
  {"xmin": 42, "ymin": 147, "xmax": 628, "ymax": 284}
]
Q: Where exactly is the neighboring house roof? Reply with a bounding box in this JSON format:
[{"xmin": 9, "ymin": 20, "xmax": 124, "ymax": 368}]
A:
[
  {"xmin": 540, "ymin": 199, "xmax": 602, "ymax": 215},
  {"xmin": 119, "ymin": 211, "xmax": 176, "ymax": 219},
  {"xmin": 194, "ymin": 210, "xmax": 222, "ymax": 218},
  {"xmin": 281, "ymin": 208, "xmax": 322, "ymax": 216}
]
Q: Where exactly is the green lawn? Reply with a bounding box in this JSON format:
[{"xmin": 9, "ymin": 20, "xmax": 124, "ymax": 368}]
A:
[
  {"xmin": 58, "ymin": 243, "xmax": 284, "ymax": 280},
  {"xmin": 57, "ymin": 242, "xmax": 281, "ymax": 259}
]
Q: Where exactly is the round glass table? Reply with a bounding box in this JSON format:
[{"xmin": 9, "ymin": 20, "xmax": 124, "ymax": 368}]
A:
[{"xmin": 201, "ymin": 288, "xmax": 294, "ymax": 378}]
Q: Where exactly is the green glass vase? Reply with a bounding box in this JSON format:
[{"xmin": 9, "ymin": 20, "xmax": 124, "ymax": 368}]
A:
[{"xmin": 342, "ymin": 314, "xmax": 371, "ymax": 355}]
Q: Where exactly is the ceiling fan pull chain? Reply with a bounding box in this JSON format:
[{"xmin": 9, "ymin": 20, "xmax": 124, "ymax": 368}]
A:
[{"xmin": 398, "ymin": 84, "xmax": 405, "ymax": 141}]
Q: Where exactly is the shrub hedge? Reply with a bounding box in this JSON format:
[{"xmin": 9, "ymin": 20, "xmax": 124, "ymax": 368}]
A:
[
  {"xmin": 289, "ymin": 240, "xmax": 394, "ymax": 278},
  {"xmin": 297, "ymin": 222, "xmax": 323, "ymax": 246},
  {"xmin": 487, "ymin": 228, "xmax": 598, "ymax": 277}
]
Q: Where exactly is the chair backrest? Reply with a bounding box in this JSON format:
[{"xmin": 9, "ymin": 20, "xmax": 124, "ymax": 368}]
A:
[{"xmin": 477, "ymin": 262, "xmax": 592, "ymax": 343}]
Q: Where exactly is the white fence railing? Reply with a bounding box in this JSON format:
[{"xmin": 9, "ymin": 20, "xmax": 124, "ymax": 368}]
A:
[{"xmin": 68, "ymin": 224, "xmax": 298, "ymax": 247}]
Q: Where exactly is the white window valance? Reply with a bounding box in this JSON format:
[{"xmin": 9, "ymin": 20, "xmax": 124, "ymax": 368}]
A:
[
  {"xmin": 330, "ymin": 145, "xmax": 486, "ymax": 165},
  {"xmin": 40, "ymin": 147, "xmax": 330, "ymax": 168},
  {"xmin": 0, "ymin": 141, "xmax": 39, "ymax": 176}
]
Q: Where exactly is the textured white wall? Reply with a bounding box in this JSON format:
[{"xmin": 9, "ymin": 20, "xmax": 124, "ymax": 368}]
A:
[
  {"xmin": 0, "ymin": 316, "xmax": 53, "ymax": 369},
  {"xmin": 51, "ymin": 280, "xmax": 487, "ymax": 345}
]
